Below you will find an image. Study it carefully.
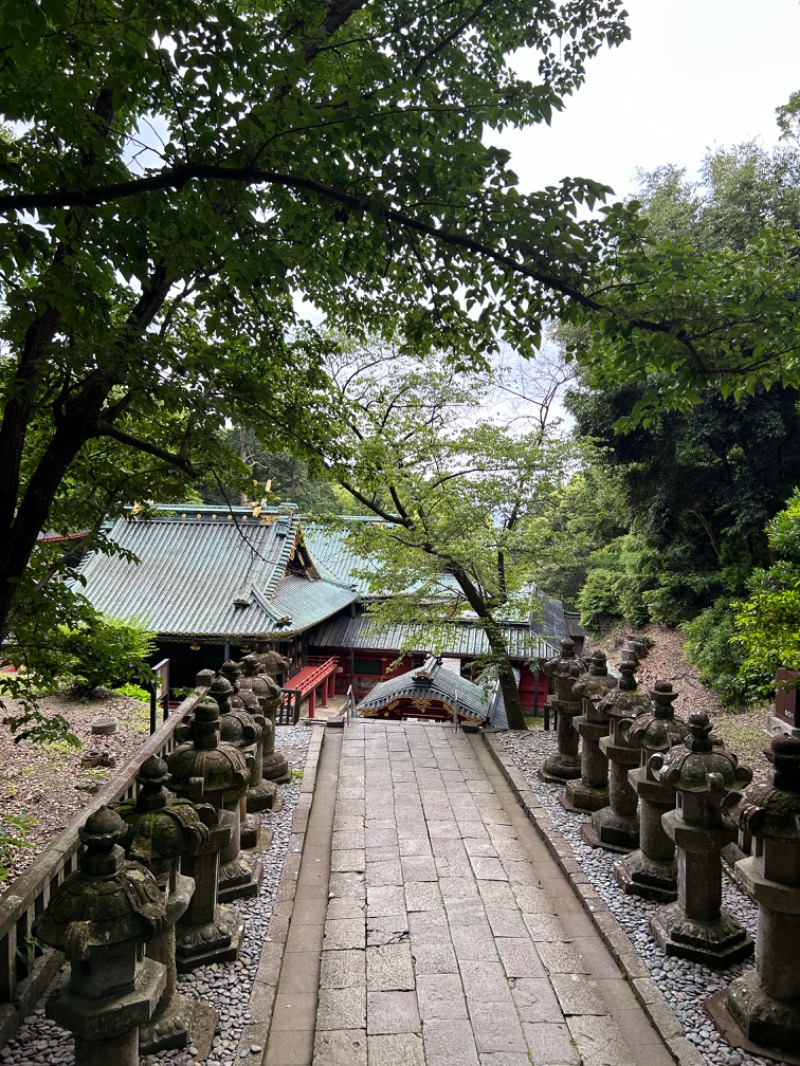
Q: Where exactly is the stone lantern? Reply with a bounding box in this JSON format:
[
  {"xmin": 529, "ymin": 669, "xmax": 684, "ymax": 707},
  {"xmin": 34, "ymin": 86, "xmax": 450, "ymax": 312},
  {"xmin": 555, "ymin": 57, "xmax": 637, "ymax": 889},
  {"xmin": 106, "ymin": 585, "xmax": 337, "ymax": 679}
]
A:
[
  {"xmin": 171, "ymin": 693, "xmax": 260, "ymax": 902},
  {"xmin": 585, "ymin": 660, "xmax": 652, "ymax": 851},
  {"xmin": 33, "ymin": 807, "xmax": 166, "ymax": 1066},
  {"xmin": 712, "ymin": 736, "xmax": 800, "ymax": 1051},
  {"xmin": 650, "ymin": 711, "xmax": 753, "ymax": 968},
  {"xmin": 540, "ymin": 638, "xmax": 588, "ymax": 783},
  {"xmin": 615, "ymin": 682, "xmax": 688, "ymax": 901},
  {"xmin": 114, "ymin": 756, "xmax": 217, "ymax": 1052},
  {"xmin": 219, "ymin": 660, "xmax": 278, "ymax": 810},
  {"xmin": 166, "ymin": 697, "xmax": 249, "ymax": 967},
  {"xmin": 254, "ymin": 643, "xmax": 291, "ymax": 680},
  {"xmin": 564, "ymin": 650, "xmax": 618, "ymax": 812},
  {"xmin": 209, "ymin": 668, "xmax": 273, "ymax": 851},
  {"xmin": 240, "ymin": 654, "xmax": 291, "ymax": 784},
  {"xmin": 621, "ymin": 636, "xmax": 647, "ymax": 664}
]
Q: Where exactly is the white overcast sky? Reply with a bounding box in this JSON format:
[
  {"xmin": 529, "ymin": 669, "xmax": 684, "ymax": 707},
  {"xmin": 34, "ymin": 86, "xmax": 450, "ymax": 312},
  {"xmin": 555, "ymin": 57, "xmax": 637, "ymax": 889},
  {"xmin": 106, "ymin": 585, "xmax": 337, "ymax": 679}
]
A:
[{"xmin": 496, "ymin": 0, "xmax": 800, "ymax": 200}]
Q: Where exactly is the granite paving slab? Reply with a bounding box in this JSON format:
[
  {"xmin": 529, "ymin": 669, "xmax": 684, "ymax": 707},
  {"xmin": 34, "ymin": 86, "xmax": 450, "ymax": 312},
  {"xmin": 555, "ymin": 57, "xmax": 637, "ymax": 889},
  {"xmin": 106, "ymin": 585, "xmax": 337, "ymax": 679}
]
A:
[{"xmin": 262, "ymin": 721, "xmax": 687, "ymax": 1066}]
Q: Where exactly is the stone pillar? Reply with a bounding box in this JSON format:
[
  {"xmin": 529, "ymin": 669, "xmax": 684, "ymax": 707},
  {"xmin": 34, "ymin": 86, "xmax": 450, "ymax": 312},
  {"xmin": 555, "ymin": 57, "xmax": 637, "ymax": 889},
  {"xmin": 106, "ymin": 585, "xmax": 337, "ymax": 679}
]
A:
[
  {"xmin": 650, "ymin": 712, "xmax": 753, "ymax": 968},
  {"xmin": 564, "ymin": 651, "xmax": 618, "ymax": 812},
  {"xmin": 540, "ymin": 638, "xmax": 588, "ymax": 783},
  {"xmin": 114, "ymin": 755, "xmax": 219, "ymax": 1052},
  {"xmin": 616, "ymin": 683, "xmax": 688, "ymax": 901},
  {"xmin": 712, "ymin": 736, "xmax": 800, "ymax": 1051},
  {"xmin": 166, "ymin": 697, "xmax": 250, "ymax": 966},
  {"xmin": 584, "ymin": 661, "xmax": 652, "ymax": 851},
  {"xmin": 32, "ymin": 807, "xmax": 166, "ymax": 1066}
]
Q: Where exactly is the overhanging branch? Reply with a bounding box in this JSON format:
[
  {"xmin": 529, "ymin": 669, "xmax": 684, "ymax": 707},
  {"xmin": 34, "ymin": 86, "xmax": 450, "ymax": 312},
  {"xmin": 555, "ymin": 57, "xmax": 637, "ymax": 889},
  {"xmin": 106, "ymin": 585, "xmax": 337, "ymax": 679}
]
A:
[
  {"xmin": 95, "ymin": 419, "xmax": 199, "ymax": 478},
  {"xmin": 0, "ymin": 163, "xmax": 597, "ymax": 307}
]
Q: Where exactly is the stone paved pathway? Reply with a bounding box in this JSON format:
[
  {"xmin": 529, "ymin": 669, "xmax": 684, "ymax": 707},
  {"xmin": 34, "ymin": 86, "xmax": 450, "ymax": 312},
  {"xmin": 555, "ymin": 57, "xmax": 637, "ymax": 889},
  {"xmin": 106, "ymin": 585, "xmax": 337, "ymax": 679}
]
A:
[{"xmin": 263, "ymin": 721, "xmax": 677, "ymax": 1066}]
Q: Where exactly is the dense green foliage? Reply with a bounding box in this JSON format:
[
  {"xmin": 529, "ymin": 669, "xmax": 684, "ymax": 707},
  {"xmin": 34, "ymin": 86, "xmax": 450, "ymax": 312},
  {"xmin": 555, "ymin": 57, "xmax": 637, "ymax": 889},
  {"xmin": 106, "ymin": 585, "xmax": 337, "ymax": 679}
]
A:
[
  {"xmin": 48, "ymin": 616, "xmax": 156, "ymax": 698},
  {"xmin": 733, "ymin": 490, "xmax": 800, "ymax": 697},
  {"xmin": 0, "ymin": 0, "xmax": 636, "ymax": 728},
  {"xmin": 681, "ymin": 492, "xmax": 800, "ymax": 705},
  {"xmin": 575, "ymin": 534, "xmax": 649, "ymax": 632},
  {"xmin": 564, "ymin": 141, "xmax": 800, "ymax": 661},
  {"xmin": 535, "ymin": 462, "xmax": 629, "ymax": 611},
  {"xmin": 198, "ymin": 428, "xmax": 344, "ymax": 514},
  {"xmin": 681, "ymin": 599, "xmax": 749, "ymax": 707},
  {"xmin": 567, "ymin": 381, "xmax": 800, "ymax": 625},
  {"xmin": 563, "ymin": 140, "xmax": 800, "ymax": 421},
  {"xmin": 2, "ymin": 607, "xmax": 155, "ymax": 740}
]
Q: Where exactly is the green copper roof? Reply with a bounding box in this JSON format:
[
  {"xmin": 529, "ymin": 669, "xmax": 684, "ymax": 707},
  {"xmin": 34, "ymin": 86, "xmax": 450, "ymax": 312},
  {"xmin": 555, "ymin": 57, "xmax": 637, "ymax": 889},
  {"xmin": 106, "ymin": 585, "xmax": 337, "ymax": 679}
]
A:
[
  {"xmin": 310, "ymin": 614, "xmax": 558, "ymax": 660},
  {"xmin": 76, "ymin": 507, "xmax": 358, "ymax": 640}
]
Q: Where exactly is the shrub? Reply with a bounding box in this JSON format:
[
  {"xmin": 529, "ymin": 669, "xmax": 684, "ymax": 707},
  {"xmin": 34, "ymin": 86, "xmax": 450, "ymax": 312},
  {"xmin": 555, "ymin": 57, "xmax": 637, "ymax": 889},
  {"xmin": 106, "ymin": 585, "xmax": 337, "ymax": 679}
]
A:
[
  {"xmin": 577, "ymin": 534, "xmax": 650, "ymax": 632},
  {"xmin": 730, "ymin": 490, "xmax": 800, "ymax": 699},
  {"xmin": 682, "ymin": 598, "xmax": 754, "ymax": 706},
  {"xmin": 578, "ymin": 568, "xmax": 626, "ymax": 632},
  {"xmin": 113, "ymin": 682, "xmax": 151, "ymax": 703},
  {"xmin": 51, "ymin": 616, "xmax": 156, "ymax": 697}
]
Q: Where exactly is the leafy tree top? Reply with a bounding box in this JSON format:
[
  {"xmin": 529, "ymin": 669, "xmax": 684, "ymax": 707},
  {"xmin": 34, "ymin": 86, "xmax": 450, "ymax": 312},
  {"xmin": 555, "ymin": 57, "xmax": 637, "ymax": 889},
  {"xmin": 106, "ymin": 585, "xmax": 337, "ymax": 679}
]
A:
[
  {"xmin": 0, "ymin": 0, "xmax": 633, "ymax": 663},
  {"xmin": 563, "ymin": 135, "xmax": 800, "ymax": 422},
  {"xmin": 1, "ymin": 0, "xmax": 629, "ymax": 361}
]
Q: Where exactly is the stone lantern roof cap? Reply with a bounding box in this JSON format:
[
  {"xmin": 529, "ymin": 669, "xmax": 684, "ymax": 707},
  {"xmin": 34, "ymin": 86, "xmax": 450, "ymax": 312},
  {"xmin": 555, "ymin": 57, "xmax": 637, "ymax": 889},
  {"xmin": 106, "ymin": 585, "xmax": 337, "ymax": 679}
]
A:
[
  {"xmin": 542, "ymin": 637, "xmax": 587, "ymax": 680},
  {"xmin": 572, "ymin": 650, "xmax": 616, "ymax": 701},
  {"xmin": 115, "ymin": 756, "xmax": 214, "ymax": 863},
  {"xmin": 597, "ymin": 661, "xmax": 651, "ymax": 719},
  {"xmin": 734, "ymin": 735, "xmax": 800, "ymax": 840},
  {"xmin": 166, "ymin": 698, "xmax": 250, "ymax": 801},
  {"xmin": 208, "ymin": 672, "xmax": 261, "ymax": 745},
  {"xmin": 626, "ymin": 682, "xmax": 688, "ymax": 754},
  {"xmin": 32, "ymin": 806, "xmax": 165, "ymax": 958},
  {"xmin": 658, "ymin": 712, "xmax": 752, "ymax": 793}
]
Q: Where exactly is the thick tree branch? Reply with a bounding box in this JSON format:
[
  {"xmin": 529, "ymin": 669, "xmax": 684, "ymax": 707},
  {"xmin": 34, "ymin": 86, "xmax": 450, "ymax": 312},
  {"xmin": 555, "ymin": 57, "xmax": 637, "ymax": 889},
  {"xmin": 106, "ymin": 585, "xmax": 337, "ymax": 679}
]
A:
[
  {"xmin": 0, "ymin": 164, "xmax": 597, "ymax": 304},
  {"xmin": 95, "ymin": 420, "xmax": 199, "ymax": 478}
]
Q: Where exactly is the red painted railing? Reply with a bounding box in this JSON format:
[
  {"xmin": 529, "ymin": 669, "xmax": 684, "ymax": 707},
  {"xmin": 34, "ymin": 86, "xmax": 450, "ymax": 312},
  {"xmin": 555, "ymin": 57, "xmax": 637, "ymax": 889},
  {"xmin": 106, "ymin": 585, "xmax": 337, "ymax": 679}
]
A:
[{"xmin": 284, "ymin": 656, "xmax": 338, "ymax": 718}]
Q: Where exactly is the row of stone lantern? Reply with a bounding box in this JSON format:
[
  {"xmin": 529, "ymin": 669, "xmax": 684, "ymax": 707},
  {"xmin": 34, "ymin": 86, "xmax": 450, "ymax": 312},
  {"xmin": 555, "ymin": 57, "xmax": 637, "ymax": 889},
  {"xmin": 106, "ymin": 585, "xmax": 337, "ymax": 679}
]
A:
[
  {"xmin": 31, "ymin": 651, "xmax": 292, "ymax": 1066},
  {"xmin": 543, "ymin": 636, "xmax": 800, "ymax": 1056}
]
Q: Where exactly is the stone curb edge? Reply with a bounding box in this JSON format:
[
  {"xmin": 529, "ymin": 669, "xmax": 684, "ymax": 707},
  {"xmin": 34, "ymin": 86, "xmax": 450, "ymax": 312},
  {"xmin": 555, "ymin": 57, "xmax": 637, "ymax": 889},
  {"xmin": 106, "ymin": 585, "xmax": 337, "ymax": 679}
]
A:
[
  {"xmin": 235, "ymin": 725, "xmax": 326, "ymax": 1059},
  {"xmin": 482, "ymin": 732, "xmax": 704, "ymax": 1066}
]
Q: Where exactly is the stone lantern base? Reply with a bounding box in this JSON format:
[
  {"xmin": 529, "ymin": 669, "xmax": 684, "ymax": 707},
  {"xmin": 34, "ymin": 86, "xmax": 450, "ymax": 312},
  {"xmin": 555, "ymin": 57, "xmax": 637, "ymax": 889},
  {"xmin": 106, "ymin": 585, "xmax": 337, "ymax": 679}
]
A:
[
  {"xmin": 219, "ymin": 853, "xmax": 263, "ymax": 902},
  {"xmin": 47, "ymin": 957, "xmax": 165, "ymax": 1066},
  {"xmin": 539, "ymin": 754, "xmax": 581, "ymax": 783},
  {"xmin": 722, "ymin": 972, "xmax": 800, "ymax": 1053},
  {"xmin": 614, "ymin": 850, "xmax": 677, "ymax": 903},
  {"xmin": 650, "ymin": 901, "xmax": 753, "ymax": 968},
  {"xmin": 263, "ymin": 751, "xmax": 291, "ymax": 783},
  {"xmin": 247, "ymin": 779, "xmax": 278, "ymax": 812},
  {"xmin": 141, "ymin": 991, "xmax": 217, "ymax": 1054},
  {"xmin": 582, "ymin": 807, "xmax": 639, "ymax": 852},
  {"xmin": 176, "ymin": 904, "xmax": 245, "ymax": 973},
  {"xmin": 563, "ymin": 779, "xmax": 608, "ymax": 813}
]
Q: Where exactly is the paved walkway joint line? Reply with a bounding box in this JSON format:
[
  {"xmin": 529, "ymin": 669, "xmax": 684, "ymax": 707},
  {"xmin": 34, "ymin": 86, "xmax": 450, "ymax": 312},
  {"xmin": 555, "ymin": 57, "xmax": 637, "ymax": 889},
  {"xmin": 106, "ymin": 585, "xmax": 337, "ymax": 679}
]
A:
[{"xmin": 263, "ymin": 722, "xmax": 678, "ymax": 1066}]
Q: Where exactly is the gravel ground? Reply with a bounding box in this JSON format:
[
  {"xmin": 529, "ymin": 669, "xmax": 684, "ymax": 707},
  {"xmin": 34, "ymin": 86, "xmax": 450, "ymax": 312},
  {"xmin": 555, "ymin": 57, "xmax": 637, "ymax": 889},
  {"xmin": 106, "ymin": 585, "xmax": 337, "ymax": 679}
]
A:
[
  {"xmin": 0, "ymin": 724, "xmax": 311, "ymax": 1066},
  {"xmin": 498, "ymin": 725, "xmax": 781, "ymax": 1066}
]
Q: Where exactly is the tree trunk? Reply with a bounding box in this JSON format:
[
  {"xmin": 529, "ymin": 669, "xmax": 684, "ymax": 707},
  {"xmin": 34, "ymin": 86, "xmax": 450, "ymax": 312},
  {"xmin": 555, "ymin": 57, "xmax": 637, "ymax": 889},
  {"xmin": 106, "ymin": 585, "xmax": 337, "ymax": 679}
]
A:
[
  {"xmin": 450, "ymin": 564, "xmax": 527, "ymax": 730},
  {"xmin": 481, "ymin": 614, "xmax": 528, "ymax": 731}
]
